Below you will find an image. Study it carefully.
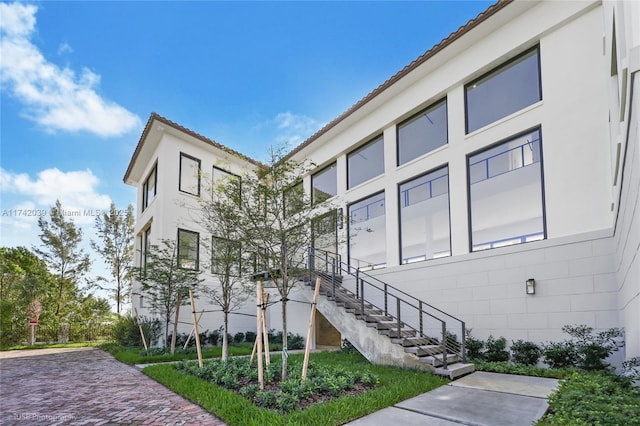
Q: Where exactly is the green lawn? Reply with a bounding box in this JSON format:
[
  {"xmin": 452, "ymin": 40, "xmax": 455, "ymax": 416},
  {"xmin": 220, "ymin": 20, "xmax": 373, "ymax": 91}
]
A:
[
  {"xmin": 1, "ymin": 342, "xmax": 102, "ymax": 351},
  {"xmin": 100, "ymin": 342, "xmax": 254, "ymax": 365},
  {"xmin": 142, "ymin": 351, "xmax": 447, "ymax": 425}
]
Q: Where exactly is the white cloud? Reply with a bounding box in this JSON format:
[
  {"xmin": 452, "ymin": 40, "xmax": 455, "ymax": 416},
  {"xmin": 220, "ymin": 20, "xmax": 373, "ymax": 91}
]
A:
[
  {"xmin": 0, "ymin": 2, "xmax": 141, "ymax": 137},
  {"xmin": 1, "ymin": 167, "xmax": 112, "ymax": 225},
  {"xmin": 272, "ymin": 112, "xmax": 323, "ymax": 148},
  {"xmin": 57, "ymin": 41, "xmax": 72, "ymax": 55}
]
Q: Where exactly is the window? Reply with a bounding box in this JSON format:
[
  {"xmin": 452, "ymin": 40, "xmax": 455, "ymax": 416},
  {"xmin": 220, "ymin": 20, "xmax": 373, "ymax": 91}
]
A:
[
  {"xmin": 399, "ymin": 166, "xmax": 451, "ymax": 263},
  {"xmin": 312, "ymin": 163, "xmax": 337, "ymax": 205},
  {"xmin": 468, "ymin": 128, "xmax": 545, "ymax": 251},
  {"xmin": 179, "ymin": 153, "xmax": 201, "ymax": 196},
  {"xmin": 284, "ymin": 181, "xmax": 304, "ymax": 217},
  {"xmin": 141, "ymin": 226, "xmax": 151, "ymax": 271},
  {"xmin": 142, "ymin": 163, "xmax": 157, "ymax": 211},
  {"xmin": 347, "ymin": 136, "xmax": 384, "ymax": 189},
  {"xmin": 465, "ymin": 47, "xmax": 541, "ymax": 133},
  {"xmin": 397, "ymin": 99, "xmax": 448, "ymax": 165},
  {"xmin": 348, "ymin": 192, "xmax": 386, "ymax": 270},
  {"xmin": 212, "ymin": 166, "xmax": 241, "ymax": 201},
  {"xmin": 312, "ymin": 210, "xmax": 338, "ymax": 255},
  {"xmin": 177, "ymin": 228, "xmax": 199, "ymax": 270},
  {"xmin": 211, "ymin": 236, "xmax": 242, "ymax": 277}
]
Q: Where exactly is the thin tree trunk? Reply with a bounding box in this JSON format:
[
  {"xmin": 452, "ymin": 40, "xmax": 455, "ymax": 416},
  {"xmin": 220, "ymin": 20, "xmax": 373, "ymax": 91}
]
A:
[
  {"xmin": 281, "ymin": 299, "xmax": 288, "ymax": 380},
  {"xmin": 171, "ymin": 294, "xmax": 181, "ymax": 355},
  {"xmin": 222, "ymin": 312, "xmax": 229, "ymax": 361}
]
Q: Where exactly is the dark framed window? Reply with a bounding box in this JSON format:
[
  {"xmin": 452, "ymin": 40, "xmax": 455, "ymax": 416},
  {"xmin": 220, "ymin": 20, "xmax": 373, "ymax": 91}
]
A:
[
  {"xmin": 212, "ymin": 166, "xmax": 241, "ymax": 201},
  {"xmin": 465, "ymin": 46, "xmax": 542, "ymax": 133},
  {"xmin": 284, "ymin": 181, "xmax": 304, "ymax": 218},
  {"xmin": 348, "ymin": 192, "xmax": 386, "ymax": 270},
  {"xmin": 347, "ymin": 136, "xmax": 384, "ymax": 189},
  {"xmin": 399, "ymin": 166, "xmax": 451, "ymax": 264},
  {"xmin": 312, "ymin": 163, "xmax": 337, "ymax": 205},
  {"xmin": 397, "ymin": 98, "xmax": 448, "ymax": 165},
  {"xmin": 141, "ymin": 225, "xmax": 151, "ymax": 272},
  {"xmin": 468, "ymin": 127, "xmax": 545, "ymax": 251},
  {"xmin": 142, "ymin": 163, "xmax": 157, "ymax": 211},
  {"xmin": 179, "ymin": 153, "xmax": 201, "ymax": 196},
  {"xmin": 211, "ymin": 236, "xmax": 242, "ymax": 277},
  {"xmin": 312, "ymin": 210, "xmax": 338, "ymax": 255},
  {"xmin": 177, "ymin": 228, "xmax": 199, "ymax": 270}
]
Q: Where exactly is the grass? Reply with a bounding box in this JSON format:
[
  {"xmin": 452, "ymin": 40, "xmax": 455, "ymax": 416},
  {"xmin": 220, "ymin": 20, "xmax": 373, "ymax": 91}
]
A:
[
  {"xmin": 142, "ymin": 351, "xmax": 448, "ymax": 425},
  {"xmin": 100, "ymin": 342, "xmax": 254, "ymax": 365},
  {"xmin": 473, "ymin": 360, "xmax": 571, "ymax": 379},
  {"xmin": 1, "ymin": 342, "xmax": 102, "ymax": 351}
]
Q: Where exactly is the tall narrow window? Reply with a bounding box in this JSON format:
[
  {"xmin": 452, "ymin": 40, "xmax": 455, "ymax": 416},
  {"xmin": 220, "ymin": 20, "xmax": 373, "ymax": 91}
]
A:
[
  {"xmin": 398, "ymin": 99, "xmax": 448, "ymax": 165},
  {"xmin": 347, "ymin": 136, "xmax": 384, "ymax": 189},
  {"xmin": 211, "ymin": 236, "xmax": 241, "ymax": 277},
  {"xmin": 179, "ymin": 153, "xmax": 201, "ymax": 196},
  {"xmin": 312, "ymin": 210, "xmax": 338, "ymax": 255},
  {"xmin": 284, "ymin": 181, "xmax": 304, "ymax": 218},
  {"xmin": 142, "ymin": 163, "xmax": 157, "ymax": 211},
  {"xmin": 312, "ymin": 163, "xmax": 337, "ymax": 205},
  {"xmin": 177, "ymin": 228, "xmax": 199, "ymax": 270},
  {"xmin": 399, "ymin": 166, "xmax": 451, "ymax": 263},
  {"xmin": 141, "ymin": 226, "xmax": 151, "ymax": 271},
  {"xmin": 212, "ymin": 166, "xmax": 240, "ymax": 201},
  {"xmin": 348, "ymin": 192, "xmax": 386, "ymax": 270},
  {"xmin": 465, "ymin": 47, "xmax": 541, "ymax": 133},
  {"xmin": 468, "ymin": 128, "xmax": 545, "ymax": 251}
]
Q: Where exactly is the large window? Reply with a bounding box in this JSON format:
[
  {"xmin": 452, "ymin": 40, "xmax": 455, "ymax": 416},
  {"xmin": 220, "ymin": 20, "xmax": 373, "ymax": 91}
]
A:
[
  {"xmin": 312, "ymin": 163, "xmax": 337, "ymax": 205},
  {"xmin": 284, "ymin": 181, "xmax": 304, "ymax": 217},
  {"xmin": 142, "ymin": 163, "xmax": 157, "ymax": 211},
  {"xmin": 211, "ymin": 236, "xmax": 241, "ymax": 277},
  {"xmin": 468, "ymin": 128, "xmax": 545, "ymax": 251},
  {"xmin": 179, "ymin": 153, "xmax": 201, "ymax": 196},
  {"xmin": 399, "ymin": 166, "xmax": 451, "ymax": 263},
  {"xmin": 347, "ymin": 136, "xmax": 384, "ymax": 189},
  {"xmin": 312, "ymin": 210, "xmax": 338, "ymax": 255},
  {"xmin": 141, "ymin": 225, "xmax": 151, "ymax": 271},
  {"xmin": 397, "ymin": 99, "xmax": 448, "ymax": 165},
  {"xmin": 177, "ymin": 228, "xmax": 199, "ymax": 270},
  {"xmin": 348, "ymin": 192, "xmax": 386, "ymax": 270},
  {"xmin": 212, "ymin": 166, "xmax": 240, "ymax": 201},
  {"xmin": 465, "ymin": 47, "xmax": 541, "ymax": 133}
]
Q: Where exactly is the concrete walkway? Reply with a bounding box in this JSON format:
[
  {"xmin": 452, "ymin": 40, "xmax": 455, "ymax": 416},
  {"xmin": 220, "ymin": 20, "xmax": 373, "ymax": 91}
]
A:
[
  {"xmin": 0, "ymin": 347, "xmax": 225, "ymax": 426},
  {"xmin": 346, "ymin": 371, "xmax": 558, "ymax": 425}
]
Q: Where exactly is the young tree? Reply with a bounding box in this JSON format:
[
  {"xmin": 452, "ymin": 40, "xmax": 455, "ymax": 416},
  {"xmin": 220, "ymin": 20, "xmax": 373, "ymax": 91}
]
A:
[
  {"xmin": 34, "ymin": 200, "xmax": 91, "ymax": 320},
  {"xmin": 90, "ymin": 203, "xmax": 135, "ymax": 315},
  {"xmin": 134, "ymin": 239, "xmax": 203, "ymax": 348},
  {"xmin": 210, "ymin": 146, "xmax": 330, "ymax": 379},
  {"xmin": 196, "ymin": 172, "xmax": 253, "ymax": 360}
]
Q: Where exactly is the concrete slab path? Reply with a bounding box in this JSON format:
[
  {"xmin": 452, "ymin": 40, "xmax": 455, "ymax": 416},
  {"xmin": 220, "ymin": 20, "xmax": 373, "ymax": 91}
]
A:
[
  {"xmin": 347, "ymin": 371, "xmax": 558, "ymax": 426},
  {"xmin": 0, "ymin": 347, "xmax": 225, "ymax": 426}
]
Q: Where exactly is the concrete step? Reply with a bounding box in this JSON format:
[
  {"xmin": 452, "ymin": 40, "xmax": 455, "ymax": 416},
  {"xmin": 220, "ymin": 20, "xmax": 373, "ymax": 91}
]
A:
[
  {"xmin": 434, "ymin": 363, "xmax": 475, "ymax": 380},
  {"xmin": 404, "ymin": 345, "xmax": 443, "ymax": 357},
  {"xmin": 392, "ymin": 336, "xmax": 440, "ymax": 347},
  {"xmin": 380, "ymin": 329, "xmax": 417, "ymax": 338},
  {"xmin": 420, "ymin": 353, "xmax": 461, "ymax": 367}
]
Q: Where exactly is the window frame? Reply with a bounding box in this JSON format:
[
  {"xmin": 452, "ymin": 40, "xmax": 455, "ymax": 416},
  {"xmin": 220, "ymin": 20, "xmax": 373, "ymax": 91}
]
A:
[
  {"xmin": 283, "ymin": 180, "xmax": 305, "ymax": 218},
  {"xmin": 177, "ymin": 228, "xmax": 200, "ymax": 270},
  {"xmin": 179, "ymin": 152, "xmax": 201, "ymax": 196},
  {"xmin": 464, "ymin": 46, "xmax": 542, "ymax": 134},
  {"xmin": 347, "ymin": 135, "xmax": 385, "ymax": 189},
  {"xmin": 397, "ymin": 164, "xmax": 452, "ymax": 265},
  {"xmin": 466, "ymin": 126, "xmax": 547, "ymax": 252},
  {"xmin": 396, "ymin": 98, "xmax": 448, "ymax": 166},
  {"xmin": 311, "ymin": 162, "xmax": 338, "ymax": 206},
  {"xmin": 211, "ymin": 235, "xmax": 242, "ymax": 277},
  {"xmin": 347, "ymin": 190, "xmax": 386, "ymax": 270},
  {"xmin": 142, "ymin": 162, "xmax": 157, "ymax": 211}
]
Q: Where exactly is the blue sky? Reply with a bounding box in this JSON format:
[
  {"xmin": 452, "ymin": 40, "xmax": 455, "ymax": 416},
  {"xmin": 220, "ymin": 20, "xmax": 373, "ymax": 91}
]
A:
[{"xmin": 1, "ymin": 0, "xmax": 493, "ymax": 294}]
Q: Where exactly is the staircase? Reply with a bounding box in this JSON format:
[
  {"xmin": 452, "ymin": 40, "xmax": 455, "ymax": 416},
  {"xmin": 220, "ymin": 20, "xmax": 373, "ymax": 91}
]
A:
[{"xmin": 301, "ymin": 249, "xmax": 474, "ymax": 380}]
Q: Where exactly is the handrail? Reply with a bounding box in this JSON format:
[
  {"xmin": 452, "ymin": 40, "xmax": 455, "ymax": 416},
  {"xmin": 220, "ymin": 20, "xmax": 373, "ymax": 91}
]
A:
[{"xmin": 307, "ymin": 247, "xmax": 466, "ymax": 364}]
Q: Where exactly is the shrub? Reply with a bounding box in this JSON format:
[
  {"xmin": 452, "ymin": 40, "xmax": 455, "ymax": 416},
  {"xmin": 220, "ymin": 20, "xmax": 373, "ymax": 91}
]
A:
[
  {"xmin": 538, "ymin": 371, "xmax": 640, "ymax": 426},
  {"xmin": 484, "ymin": 335, "xmax": 509, "ymax": 362},
  {"xmin": 287, "ymin": 332, "xmax": 304, "ymax": 350},
  {"xmin": 233, "ymin": 332, "xmax": 245, "ymax": 344},
  {"xmin": 510, "ymin": 340, "xmax": 542, "ymax": 365},
  {"xmin": 244, "ymin": 331, "xmax": 256, "ymax": 343},
  {"xmin": 112, "ymin": 315, "xmax": 161, "ymax": 348},
  {"xmin": 465, "ymin": 330, "xmax": 484, "ymax": 360},
  {"xmin": 341, "ymin": 339, "xmax": 358, "ymax": 353},
  {"xmin": 207, "ymin": 327, "xmax": 221, "ymax": 346},
  {"xmin": 622, "ymin": 356, "xmax": 640, "ymax": 381},
  {"xmin": 562, "ymin": 324, "xmax": 624, "ymax": 371},
  {"xmin": 542, "ymin": 341, "xmax": 578, "ymax": 369}
]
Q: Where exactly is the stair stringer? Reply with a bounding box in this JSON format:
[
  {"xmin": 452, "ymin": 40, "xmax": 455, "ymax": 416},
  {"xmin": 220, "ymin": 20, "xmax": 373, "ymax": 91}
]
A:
[{"xmin": 298, "ymin": 283, "xmax": 434, "ymax": 372}]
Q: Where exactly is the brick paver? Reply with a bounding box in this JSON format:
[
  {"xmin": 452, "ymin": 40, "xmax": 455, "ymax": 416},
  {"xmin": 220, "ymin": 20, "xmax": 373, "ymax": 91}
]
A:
[{"xmin": 0, "ymin": 347, "xmax": 225, "ymax": 425}]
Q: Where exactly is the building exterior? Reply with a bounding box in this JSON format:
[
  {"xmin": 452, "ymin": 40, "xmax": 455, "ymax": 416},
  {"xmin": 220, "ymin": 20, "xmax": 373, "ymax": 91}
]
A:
[{"xmin": 124, "ymin": 0, "xmax": 639, "ymax": 364}]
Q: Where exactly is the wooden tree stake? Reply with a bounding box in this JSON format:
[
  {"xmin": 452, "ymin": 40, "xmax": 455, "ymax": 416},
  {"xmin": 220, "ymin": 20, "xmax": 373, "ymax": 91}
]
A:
[
  {"xmin": 262, "ymin": 292, "xmax": 270, "ymax": 366},
  {"xmin": 189, "ymin": 290, "xmax": 204, "ymax": 368},
  {"xmin": 134, "ymin": 308, "xmax": 149, "ymax": 353},
  {"xmin": 302, "ymin": 277, "xmax": 321, "ymax": 380},
  {"xmin": 256, "ymin": 281, "xmax": 264, "ymax": 390},
  {"xmin": 170, "ymin": 293, "xmax": 181, "ymax": 355},
  {"xmin": 183, "ymin": 310, "xmax": 204, "ymax": 350}
]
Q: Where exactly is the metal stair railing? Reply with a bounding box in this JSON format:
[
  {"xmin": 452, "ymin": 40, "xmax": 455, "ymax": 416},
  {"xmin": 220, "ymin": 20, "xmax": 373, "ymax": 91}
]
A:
[{"xmin": 307, "ymin": 247, "xmax": 466, "ymax": 366}]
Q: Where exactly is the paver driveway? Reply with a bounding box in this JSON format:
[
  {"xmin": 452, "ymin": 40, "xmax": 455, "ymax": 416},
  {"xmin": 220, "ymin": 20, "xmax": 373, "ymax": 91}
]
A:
[{"xmin": 0, "ymin": 347, "xmax": 225, "ymax": 425}]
